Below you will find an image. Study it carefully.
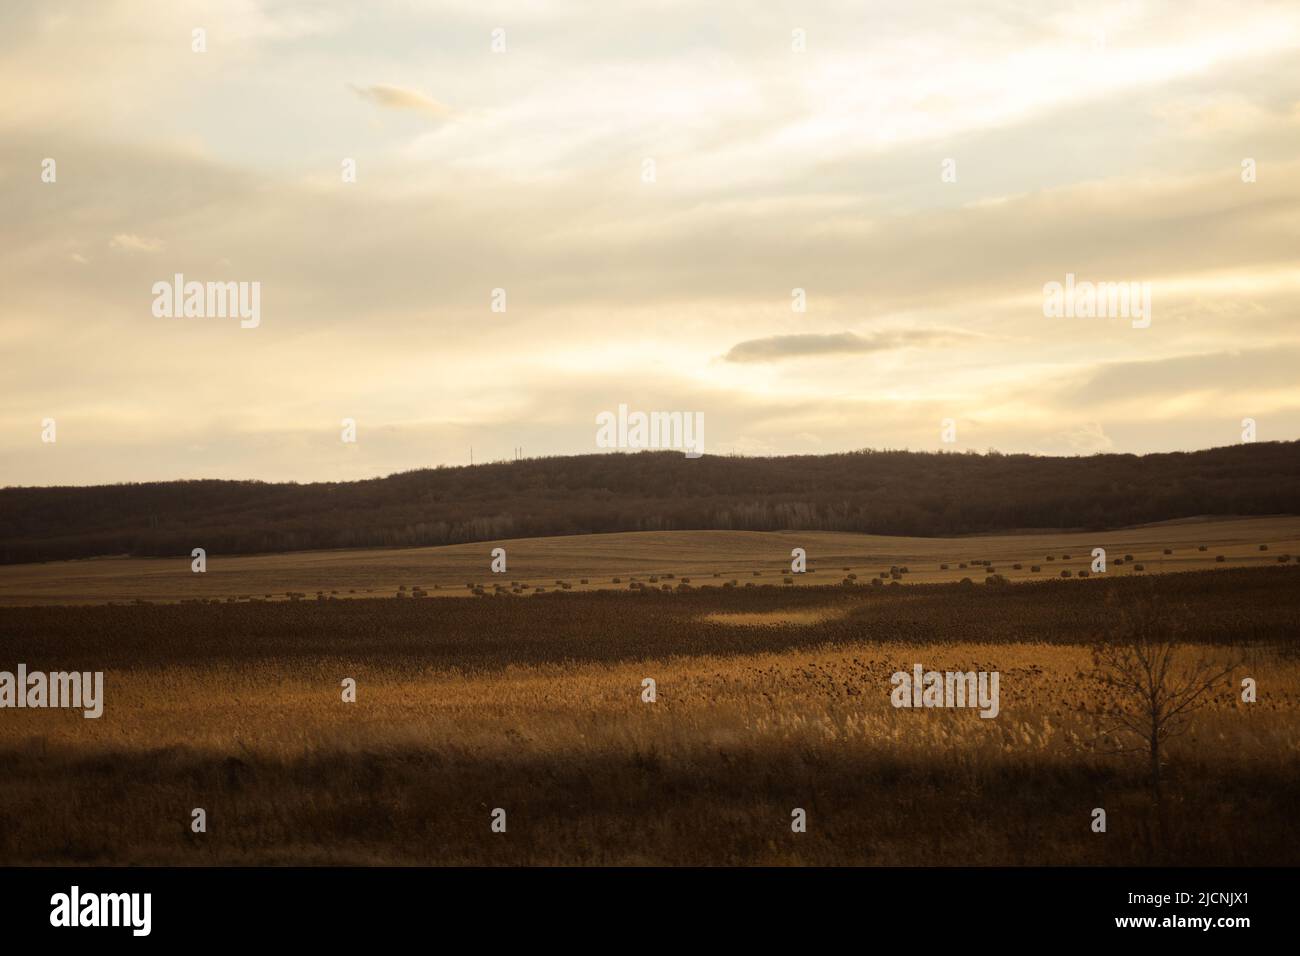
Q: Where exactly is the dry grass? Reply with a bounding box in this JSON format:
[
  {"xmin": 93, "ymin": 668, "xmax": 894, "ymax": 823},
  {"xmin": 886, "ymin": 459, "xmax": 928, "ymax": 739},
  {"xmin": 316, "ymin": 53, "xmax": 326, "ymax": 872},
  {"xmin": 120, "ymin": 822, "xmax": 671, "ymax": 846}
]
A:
[
  {"xmin": 1, "ymin": 567, "xmax": 1297, "ymax": 865},
  {"xmin": 700, "ymin": 607, "xmax": 850, "ymax": 627}
]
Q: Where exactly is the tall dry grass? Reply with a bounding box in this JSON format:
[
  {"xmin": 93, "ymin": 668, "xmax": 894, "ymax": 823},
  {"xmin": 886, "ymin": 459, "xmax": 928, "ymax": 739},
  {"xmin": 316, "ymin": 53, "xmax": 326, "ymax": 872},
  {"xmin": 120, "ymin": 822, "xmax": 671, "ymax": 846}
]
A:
[{"xmin": 1, "ymin": 568, "xmax": 1297, "ymax": 864}]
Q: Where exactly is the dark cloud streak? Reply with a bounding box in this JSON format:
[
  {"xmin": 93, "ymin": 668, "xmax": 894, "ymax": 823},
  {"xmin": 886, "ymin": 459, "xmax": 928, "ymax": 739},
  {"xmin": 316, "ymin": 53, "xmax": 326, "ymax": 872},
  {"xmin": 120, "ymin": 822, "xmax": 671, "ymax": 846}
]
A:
[{"xmin": 723, "ymin": 329, "xmax": 977, "ymax": 363}]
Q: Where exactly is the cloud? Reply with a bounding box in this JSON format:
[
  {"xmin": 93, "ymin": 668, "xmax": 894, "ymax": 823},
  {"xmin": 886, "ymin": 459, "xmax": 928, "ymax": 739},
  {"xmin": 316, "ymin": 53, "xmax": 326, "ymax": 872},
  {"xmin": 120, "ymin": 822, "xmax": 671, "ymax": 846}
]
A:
[
  {"xmin": 108, "ymin": 233, "xmax": 164, "ymax": 253},
  {"xmin": 1043, "ymin": 422, "xmax": 1115, "ymax": 456},
  {"xmin": 350, "ymin": 84, "xmax": 454, "ymax": 119},
  {"xmin": 722, "ymin": 329, "xmax": 975, "ymax": 363},
  {"xmin": 1064, "ymin": 348, "xmax": 1300, "ymax": 404}
]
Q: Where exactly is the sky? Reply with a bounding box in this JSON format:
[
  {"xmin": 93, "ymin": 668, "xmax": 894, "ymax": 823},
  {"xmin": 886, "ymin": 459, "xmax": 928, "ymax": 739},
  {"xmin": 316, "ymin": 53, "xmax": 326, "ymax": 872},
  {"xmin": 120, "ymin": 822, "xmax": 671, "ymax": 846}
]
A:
[{"xmin": 2, "ymin": 0, "xmax": 1299, "ymax": 485}]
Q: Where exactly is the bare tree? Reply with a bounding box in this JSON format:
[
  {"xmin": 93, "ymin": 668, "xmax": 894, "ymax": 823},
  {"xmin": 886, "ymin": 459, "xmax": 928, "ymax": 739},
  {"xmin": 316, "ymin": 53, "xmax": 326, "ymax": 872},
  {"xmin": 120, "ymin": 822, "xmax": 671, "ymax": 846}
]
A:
[{"xmin": 1091, "ymin": 597, "xmax": 1239, "ymax": 802}]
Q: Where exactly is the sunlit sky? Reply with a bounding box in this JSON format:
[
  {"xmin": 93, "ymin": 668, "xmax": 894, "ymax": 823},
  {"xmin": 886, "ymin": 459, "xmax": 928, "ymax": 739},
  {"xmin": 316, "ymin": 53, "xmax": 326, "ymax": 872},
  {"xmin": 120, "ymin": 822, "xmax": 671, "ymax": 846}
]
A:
[{"xmin": 3, "ymin": 0, "xmax": 1299, "ymax": 485}]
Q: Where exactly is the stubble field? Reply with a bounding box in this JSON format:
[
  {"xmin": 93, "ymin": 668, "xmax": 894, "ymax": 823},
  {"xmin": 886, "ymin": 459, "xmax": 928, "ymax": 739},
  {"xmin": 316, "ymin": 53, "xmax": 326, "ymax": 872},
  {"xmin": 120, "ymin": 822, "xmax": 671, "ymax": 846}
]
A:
[{"xmin": 0, "ymin": 515, "xmax": 1296, "ymax": 606}]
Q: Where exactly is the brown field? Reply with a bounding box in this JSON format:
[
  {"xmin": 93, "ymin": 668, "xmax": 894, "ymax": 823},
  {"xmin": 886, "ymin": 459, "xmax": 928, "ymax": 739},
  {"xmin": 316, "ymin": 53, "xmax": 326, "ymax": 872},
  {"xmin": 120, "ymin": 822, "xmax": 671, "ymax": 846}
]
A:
[
  {"xmin": 1, "ymin": 562, "xmax": 1298, "ymax": 865},
  {"xmin": 0, "ymin": 514, "xmax": 1297, "ymax": 606}
]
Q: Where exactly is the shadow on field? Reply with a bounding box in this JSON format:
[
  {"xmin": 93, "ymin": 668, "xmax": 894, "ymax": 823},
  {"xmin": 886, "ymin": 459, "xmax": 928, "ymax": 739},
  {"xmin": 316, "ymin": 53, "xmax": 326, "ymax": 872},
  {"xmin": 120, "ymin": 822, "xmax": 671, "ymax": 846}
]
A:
[
  {"xmin": 0, "ymin": 741, "xmax": 1295, "ymax": 865},
  {"xmin": 2, "ymin": 568, "xmax": 1297, "ymax": 673}
]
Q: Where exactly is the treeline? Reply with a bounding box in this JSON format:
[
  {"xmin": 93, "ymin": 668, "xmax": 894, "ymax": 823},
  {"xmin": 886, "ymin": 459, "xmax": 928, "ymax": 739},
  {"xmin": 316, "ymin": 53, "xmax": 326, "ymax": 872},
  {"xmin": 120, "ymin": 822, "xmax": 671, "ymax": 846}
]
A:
[{"xmin": 2, "ymin": 443, "xmax": 1299, "ymax": 564}]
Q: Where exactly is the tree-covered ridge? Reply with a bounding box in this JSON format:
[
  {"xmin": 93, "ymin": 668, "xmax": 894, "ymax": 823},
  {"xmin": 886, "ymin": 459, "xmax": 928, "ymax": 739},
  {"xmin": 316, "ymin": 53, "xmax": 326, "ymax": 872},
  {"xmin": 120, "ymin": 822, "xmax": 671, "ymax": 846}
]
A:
[{"xmin": 2, "ymin": 443, "xmax": 1298, "ymax": 563}]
